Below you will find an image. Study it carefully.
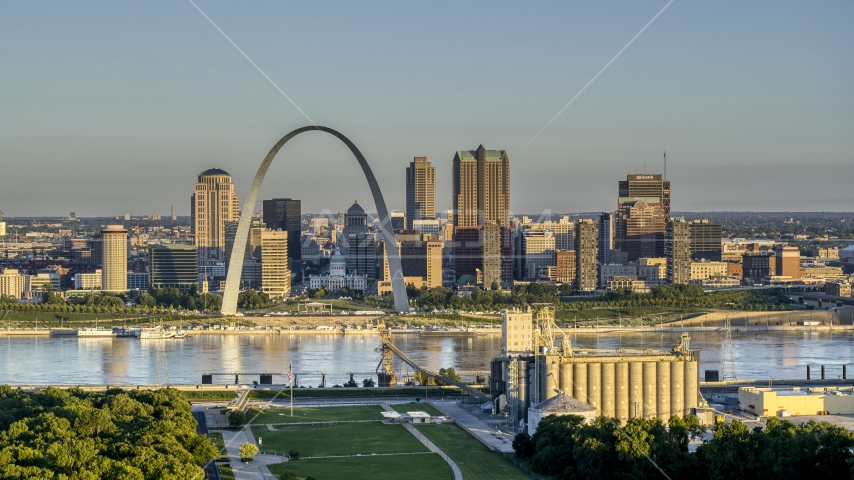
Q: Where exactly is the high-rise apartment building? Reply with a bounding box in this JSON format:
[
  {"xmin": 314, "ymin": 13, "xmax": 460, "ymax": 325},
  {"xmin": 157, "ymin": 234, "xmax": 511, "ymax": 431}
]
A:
[
  {"xmin": 0, "ymin": 269, "xmax": 28, "ymax": 299},
  {"xmin": 555, "ymin": 251, "xmax": 577, "ymax": 284},
  {"xmin": 192, "ymin": 168, "xmax": 240, "ymax": 261},
  {"xmin": 101, "ymin": 225, "xmax": 128, "ymax": 291},
  {"xmin": 619, "ymin": 174, "xmax": 671, "ymax": 217},
  {"xmin": 688, "ymin": 219, "xmax": 723, "ymax": 261},
  {"xmin": 522, "ymin": 230, "xmax": 556, "ymax": 279},
  {"xmin": 574, "ymin": 219, "xmax": 598, "ymax": 292},
  {"xmin": 149, "ymin": 244, "xmax": 197, "ymax": 292},
  {"xmin": 262, "ymin": 198, "xmax": 302, "ymax": 262},
  {"xmin": 260, "ymin": 229, "xmax": 290, "ymax": 299},
  {"xmin": 405, "ymin": 157, "xmax": 435, "ymax": 230},
  {"xmin": 666, "ymin": 219, "xmax": 691, "ymax": 285},
  {"xmin": 614, "ymin": 198, "xmax": 667, "ymax": 261},
  {"xmin": 597, "ymin": 212, "xmax": 614, "ymax": 265}
]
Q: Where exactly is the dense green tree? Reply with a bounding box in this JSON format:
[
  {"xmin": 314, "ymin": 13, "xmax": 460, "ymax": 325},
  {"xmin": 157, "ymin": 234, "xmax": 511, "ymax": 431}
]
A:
[{"xmin": 0, "ymin": 386, "xmax": 217, "ymax": 480}]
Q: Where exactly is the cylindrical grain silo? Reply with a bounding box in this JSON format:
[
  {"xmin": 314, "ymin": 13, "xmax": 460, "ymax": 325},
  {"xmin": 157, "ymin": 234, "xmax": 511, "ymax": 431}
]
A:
[
  {"xmin": 560, "ymin": 363, "xmax": 573, "ymax": 397},
  {"xmin": 684, "ymin": 358, "xmax": 699, "ymax": 412},
  {"xmin": 573, "ymin": 363, "xmax": 587, "ymax": 404},
  {"xmin": 546, "ymin": 357, "xmax": 560, "ymax": 400},
  {"xmin": 601, "ymin": 362, "xmax": 616, "ymax": 418},
  {"xmin": 517, "ymin": 359, "xmax": 529, "ymax": 419},
  {"xmin": 616, "ymin": 362, "xmax": 630, "ymax": 422},
  {"xmin": 670, "ymin": 360, "xmax": 685, "ymax": 417},
  {"xmin": 642, "ymin": 362, "xmax": 657, "ymax": 419},
  {"xmin": 656, "ymin": 361, "xmax": 671, "ymax": 421},
  {"xmin": 629, "ymin": 362, "xmax": 643, "ymax": 419},
  {"xmin": 587, "ymin": 363, "xmax": 602, "ymax": 414}
]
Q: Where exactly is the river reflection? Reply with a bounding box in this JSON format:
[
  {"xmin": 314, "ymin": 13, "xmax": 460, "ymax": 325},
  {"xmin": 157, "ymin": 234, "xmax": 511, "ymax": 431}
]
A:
[{"xmin": 1, "ymin": 330, "xmax": 851, "ymax": 385}]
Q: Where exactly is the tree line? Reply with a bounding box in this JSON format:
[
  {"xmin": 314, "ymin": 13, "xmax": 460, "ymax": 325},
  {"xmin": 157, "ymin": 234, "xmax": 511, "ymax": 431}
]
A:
[
  {"xmin": 0, "ymin": 386, "xmax": 218, "ymax": 479},
  {"xmin": 513, "ymin": 414, "xmax": 854, "ymax": 479},
  {"xmin": 400, "ymin": 283, "xmax": 789, "ymax": 313}
]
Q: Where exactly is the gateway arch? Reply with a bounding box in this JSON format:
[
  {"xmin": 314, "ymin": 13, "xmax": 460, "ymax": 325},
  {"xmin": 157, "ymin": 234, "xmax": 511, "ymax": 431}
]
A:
[{"xmin": 220, "ymin": 126, "xmax": 409, "ymax": 315}]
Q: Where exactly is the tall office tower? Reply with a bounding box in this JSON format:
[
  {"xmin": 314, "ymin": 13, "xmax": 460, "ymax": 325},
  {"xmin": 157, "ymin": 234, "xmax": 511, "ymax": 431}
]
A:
[
  {"xmin": 597, "ymin": 212, "xmax": 614, "ymax": 264},
  {"xmin": 452, "ymin": 145, "xmax": 510, "ymax": 227},
  {"xmin": 262, "ymin": 198, "xmax": 302, "ymax": 263},
  {"xmin": 224, "ymin": 220, "xmax": 239, "ymax": 268},
  {"xmin": 405, "ymin": 157, "xmax": 435, "ymax": 230},
  {"xmin": 619, "ymin": 173, "xmax": 671, "ymax": 217},
  {"xmin": 688, "ymin": 219, "xmax": 723, "ymax": 261},
  {"xmin": 452, "ymin": 146, "xmax": 510, "ymax": 287},
  {"xmin": 522, "ymin": 229, "xmax": 556, "ymax": 279},
  {"xmin": 614, "ymin": 198, "xmax": 667, "ymax": 261},
  {"xmin": 574, "ymin": 219, "xmax": 598, "ymax": 292},
  {"xmin": 666, "ymin": 219, "xmax": 691, "ymax": 285},
  {"xmin": 260, "ymin": 229, "xmax": 290, "ymax": 299},
  {"xmin": 149, "ymin": 244, "xmax": 197, "ymax": 293},
  {"xmin": 346, "ymin": 233, "xmax": 377, "ymax": 280},
  {"xmin": 482, "ymin": 222, "xmax": 502, "ymax": 288},
  {"xmin": 452, "ymin": 226, "xmax": 483, "ymax": 283},
  {"xmin": 101, "ymin": 225, "xmax": 128, "ymax": 291},
  {"xmin": 378, "ymin": 233, "xmax": 443, "ymax": 294},
  {"xmin": 191, "ymin": 168, "xmax": 240, "ymax": 261},
  {"xmin": 391, "ymin": 212, "xmax": 406, "ymax": 234}
]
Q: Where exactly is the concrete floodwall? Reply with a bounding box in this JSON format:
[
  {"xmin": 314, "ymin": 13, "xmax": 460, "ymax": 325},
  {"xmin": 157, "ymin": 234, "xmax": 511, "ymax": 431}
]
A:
[{"xmin": 679, "ymin": 309, "xmax": 848, "ymax": 328}]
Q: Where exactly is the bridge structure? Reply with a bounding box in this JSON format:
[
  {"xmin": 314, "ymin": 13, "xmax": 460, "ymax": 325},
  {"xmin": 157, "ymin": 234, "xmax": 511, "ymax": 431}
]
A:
[
  {"xmin": 378, "ymin": 327, "xmax": 491, "ymax": 402},
  {"xmin": 220, "ymin": 126, "xmax": 409, "ymax": 315}
]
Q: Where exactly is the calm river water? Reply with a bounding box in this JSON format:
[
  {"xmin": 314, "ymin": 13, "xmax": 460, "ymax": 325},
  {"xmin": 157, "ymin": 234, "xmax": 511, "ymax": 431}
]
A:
[{"xmin": 1, "ymin": 331, "xmax": 851, "ymax": 385}]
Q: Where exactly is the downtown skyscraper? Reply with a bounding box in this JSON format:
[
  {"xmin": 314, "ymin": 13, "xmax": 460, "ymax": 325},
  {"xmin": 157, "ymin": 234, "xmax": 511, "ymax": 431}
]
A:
[
  {"xmin": 262, "ymin": 198, "xmax": 302, "ymax": 264},
  {"xmin": 405, "ymin": 157, "xmax": 435, "ymax": 230},
  {"xmin": 191, "ymin": 168, "xmax": 240, "ymax": 261},
  {"xmin": 451, "ymin": 145, "xmax": 511, "ymax": 286}
]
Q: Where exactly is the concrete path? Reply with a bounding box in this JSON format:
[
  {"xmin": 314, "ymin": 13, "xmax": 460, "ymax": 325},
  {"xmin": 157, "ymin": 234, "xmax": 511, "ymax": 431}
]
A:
[
  {"xmin": 431, "ymin": 401, "xmax": 516, "ymax": 453},
  {"xmin": 213, "ymin": 428, "xmax": 285, "ymax": 480},
  {"xmin": 382, "ymin": 404, "xmax": 462, "ymax": 480}
]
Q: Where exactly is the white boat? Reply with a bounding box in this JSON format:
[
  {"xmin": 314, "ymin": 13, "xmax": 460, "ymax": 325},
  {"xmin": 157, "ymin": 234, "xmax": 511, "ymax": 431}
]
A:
[
  {"xmin": 139, "ymin": 325, "xmax": 175, "ymax": 339},
  {"xmin": 77, "ymin": 327, "xmax": 114, "ymax": 337}
]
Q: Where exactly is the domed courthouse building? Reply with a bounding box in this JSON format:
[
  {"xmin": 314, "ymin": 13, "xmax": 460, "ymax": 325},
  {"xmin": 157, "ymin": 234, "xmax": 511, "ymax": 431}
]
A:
[{"xmin": 308, "ymin": 248, "xmax": 368, "ymax": 292}]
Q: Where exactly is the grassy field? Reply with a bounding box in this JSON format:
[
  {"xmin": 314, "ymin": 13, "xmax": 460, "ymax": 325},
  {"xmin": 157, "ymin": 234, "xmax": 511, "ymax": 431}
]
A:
[
  {"xmin": 183, "ymin": 390, "xmax": 238, "ymax": 401},
  {"xmin": 254, "ymin": 298, "xmax": 378, "ymax": 314},
  {"xmin": 216, "ymin": 464, "xmax": 235, "ymax": 480},
  {"xmin": 415, "ymin": 424, "xmax": 530, "ymax": 480},
  {"xmin": 208, "ymin": 432, "xmax": 226, "ymax": 453},
  {"xmin": 0, "ymin": 311, "xmax": 146, "ymax": 327},
  {"xmin": 247, "ymin": 405, "xmax": 385, "ymax": 424},
  {"xmin": 555, "ymin": 307, "xmax": 707, "ymax": 325},
  {"xmin": 252, "ymin": 422, "xmax": 428, "ymax": 457},
  {"xmin": 268, "ymin": 453, "xmax": 453, "ymax": 480},
  {"xmin": 390, "ymin": 402, "xmax": 443, "ymax": 416}
]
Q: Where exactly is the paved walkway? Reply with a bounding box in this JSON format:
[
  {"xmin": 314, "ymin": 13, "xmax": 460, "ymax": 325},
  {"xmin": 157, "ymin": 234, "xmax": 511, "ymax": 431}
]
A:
[
  {"xmin": 431, "ymin": 401, "xmax": 515, "ymax": 453},
  {"xmin": 212, "ymin": 428, "xmax": 285, "ymax": 480},
  {"xmin": 382, "ymin": 404, "xmax": 462, "ymax": 480}
]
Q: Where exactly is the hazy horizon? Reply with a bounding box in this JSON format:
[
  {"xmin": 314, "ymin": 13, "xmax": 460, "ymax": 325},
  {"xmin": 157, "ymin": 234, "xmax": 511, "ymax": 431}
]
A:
[{"xmin": 1, "ymin": 1, "xmax": 852, "ymax": 216}]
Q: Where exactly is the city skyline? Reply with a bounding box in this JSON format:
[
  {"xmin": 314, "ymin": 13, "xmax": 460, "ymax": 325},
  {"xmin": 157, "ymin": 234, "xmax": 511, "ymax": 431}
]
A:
[{"xmin": 1, "ymin": 2, "xmax": 852, "ymax": 216}]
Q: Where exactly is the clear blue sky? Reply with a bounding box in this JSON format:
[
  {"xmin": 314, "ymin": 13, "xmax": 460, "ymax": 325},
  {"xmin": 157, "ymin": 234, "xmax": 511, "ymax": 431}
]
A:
[{"xmin": 1, "ymin": 1, "xmax": 852, "ymax": 216}]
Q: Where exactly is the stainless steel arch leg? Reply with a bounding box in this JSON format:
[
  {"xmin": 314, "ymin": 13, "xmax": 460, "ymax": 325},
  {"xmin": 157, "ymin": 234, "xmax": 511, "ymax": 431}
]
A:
[{"xmin": 220, "ymin": 126, "xmax": 408, "ymax": 315}]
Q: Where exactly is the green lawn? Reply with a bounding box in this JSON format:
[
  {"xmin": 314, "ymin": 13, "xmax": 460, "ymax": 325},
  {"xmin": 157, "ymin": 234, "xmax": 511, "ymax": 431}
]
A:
[
  {"xmin": 251, "ymin": 422, "xmax": 428, "ymax": 457},
  {"xmin": 208, "ymin": 432, "xmax": 226, "ymax": 453},
  {"xmin": 247, "ymin": 405, "xmax": 385, "ymax": 424},
  {"xmin": 268, "ymin": 453, "xmax": 453, "ymax": 480},
  {"xmin": 390, "ymin": 402, "xmax": 443, "ymax": 416},
  {"xmin": 216, "ymin": 464, "xmax": 235, "ymax": 480},
  {"xmin": 415, "ymin": 424, "xmax": 530, "ymax": 480},
  {"xmin": 183, "ymin": 390, "xmax": 238, "ymax": 401}
]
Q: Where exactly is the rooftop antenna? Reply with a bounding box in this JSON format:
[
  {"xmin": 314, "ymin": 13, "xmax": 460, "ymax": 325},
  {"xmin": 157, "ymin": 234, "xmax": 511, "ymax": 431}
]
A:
[{"xmin": 664, "ymin": 151, "xmax": 667, "ymax": 180}]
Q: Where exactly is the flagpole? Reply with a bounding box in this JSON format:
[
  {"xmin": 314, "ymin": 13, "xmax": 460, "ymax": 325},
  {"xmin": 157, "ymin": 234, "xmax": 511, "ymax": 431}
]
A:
[{"xmin": 289, "ymin": 362, "xmax": 293, "ymax": 417}]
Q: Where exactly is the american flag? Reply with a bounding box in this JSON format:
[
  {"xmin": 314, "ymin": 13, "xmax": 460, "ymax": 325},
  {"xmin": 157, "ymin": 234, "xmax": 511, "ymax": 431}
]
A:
[{"xmin": 287, "ymin": 364, "xmax": 292, "ymax": 386}]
